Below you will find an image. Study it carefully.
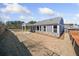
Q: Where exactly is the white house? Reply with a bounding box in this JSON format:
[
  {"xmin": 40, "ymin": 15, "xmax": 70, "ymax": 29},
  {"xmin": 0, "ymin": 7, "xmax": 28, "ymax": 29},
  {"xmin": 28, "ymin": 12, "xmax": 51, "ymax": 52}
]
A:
[{"xmin": 26, "ymin": 17, "xmax": 64, "ymax": 37}]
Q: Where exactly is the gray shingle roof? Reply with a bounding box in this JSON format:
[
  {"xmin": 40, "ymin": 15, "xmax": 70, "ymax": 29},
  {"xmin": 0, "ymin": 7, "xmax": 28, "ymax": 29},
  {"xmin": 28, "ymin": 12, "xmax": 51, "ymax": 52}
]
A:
[
  {"xmin": 24, "ymin": 17, "xmax": 63, "ymax": 26},
  {"xmin": 22, "ymin": 23, "xmax": 34, "ymax": 26},
  {"xmin": 33, "ymin": 17, "xmax": 63, "ymax": 26},
  {"xmin": 26, "ymin": 23, "xmax": 34, "ymax": 26}
]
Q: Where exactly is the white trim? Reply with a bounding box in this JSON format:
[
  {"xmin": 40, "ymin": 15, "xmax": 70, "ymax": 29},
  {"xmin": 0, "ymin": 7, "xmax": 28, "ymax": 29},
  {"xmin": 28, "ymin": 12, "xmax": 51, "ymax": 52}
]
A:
[
  {"xmin": 38, "ymin": 26, "xmax": 40, "ymax": 31},
  {"xmin": 40, "ymin": 26, "xmax": 41, "ymax": 31},
  {"xmin": 52, "ymin": 25, "xmax": 53, "ymax": 32},
  {"xmin": 57, "ymin": 25, "xmax": 60, "ymax": 37},
  {"xmin": 46, "ymin": 26, "xmax": 47, "ymax": 32}
]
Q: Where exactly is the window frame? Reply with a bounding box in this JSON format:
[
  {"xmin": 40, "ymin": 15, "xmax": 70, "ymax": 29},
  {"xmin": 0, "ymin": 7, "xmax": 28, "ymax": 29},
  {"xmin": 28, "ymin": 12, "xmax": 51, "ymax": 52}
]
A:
[
  {"xmin": 37, "ymin": 26, "xmax": 39, "ymax": 31},
  {"xmin": 44, "ymin": 26, "xmax": 46, "ymax": 31},
  {"xmin": 53, "ymin": 25, "xmax": 57, "ymax": 33}
]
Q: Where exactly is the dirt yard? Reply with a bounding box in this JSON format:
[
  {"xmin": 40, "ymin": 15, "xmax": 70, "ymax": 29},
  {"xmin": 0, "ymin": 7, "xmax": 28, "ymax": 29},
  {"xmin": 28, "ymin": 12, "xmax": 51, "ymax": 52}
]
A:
[{"xmin": 13, "ymin": 31, "xmax": 76, "ymax": 56}]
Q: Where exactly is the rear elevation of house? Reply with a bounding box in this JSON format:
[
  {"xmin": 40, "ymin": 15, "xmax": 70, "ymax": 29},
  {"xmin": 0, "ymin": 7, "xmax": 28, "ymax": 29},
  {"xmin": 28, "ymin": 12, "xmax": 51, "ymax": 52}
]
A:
[{"xmin": 28, "ymin": 17, "xmax": 64, "ymax": 37}]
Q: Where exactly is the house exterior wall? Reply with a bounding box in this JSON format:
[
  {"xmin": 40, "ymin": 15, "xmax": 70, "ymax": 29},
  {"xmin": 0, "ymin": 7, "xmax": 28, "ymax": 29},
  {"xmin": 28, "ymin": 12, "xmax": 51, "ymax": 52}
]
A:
[
  {"xmin": 49, "ymin": 25, "xmax": 60, "ymax": 37},
  {"xmin": 46, "ymin": 25, "xmax": 52, "ymax": 33},
  {"xmin": 35, "ymin": 25, "xmax": 45, "ymax": 32},
  {"xmin": 59, "ymin": 19, "xmax": 64, "ymax": 35},
  {"xmin": 31, "ymin": 19, "xmax": 64, "ymax": 37},
  {"xmin": 32, "ymin": 25, "xmax": 61, "ymax": 37},
  {"xmin": 31, "ymin": 25, "xmax": 64, "ymax": 37},
  {"xmin": 41, "ymin": 26, "xmax": 44, "ymax": 32},
  {"xmin": 57, "ymin": 25, "xmax": 60, "ymax": 37},
  {"xmin": 46, "ymin": 25, "xmax": 60, "ymax": 37},
  {"xmin": 35, "ymin": 26, "xmax": 41, "ymax": 32},
  {"xmin": 60, "ymin": 24, "xmax": 64, "ymax": 34}
]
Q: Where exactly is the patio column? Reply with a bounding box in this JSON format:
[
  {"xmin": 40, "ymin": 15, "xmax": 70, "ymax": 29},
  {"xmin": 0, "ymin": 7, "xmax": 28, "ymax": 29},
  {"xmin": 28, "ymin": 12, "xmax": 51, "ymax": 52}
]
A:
[
  {"xmin": 36, "ymin": 26, "xmax": 37, "ymax": 32},
  {"xmin": 52, "ymin": 25, "xmax": 53, "ymax": 32},
  {"xmin": 39, "ymin": 26, "xmax": 40, "ymax": 31},
  {"xmin": 22, "ymin": 26, "xmax": 24, "ymax": 31},
  {"xmin": 24, "ymin": 26, "xmax": 26, "ymax": 31}
]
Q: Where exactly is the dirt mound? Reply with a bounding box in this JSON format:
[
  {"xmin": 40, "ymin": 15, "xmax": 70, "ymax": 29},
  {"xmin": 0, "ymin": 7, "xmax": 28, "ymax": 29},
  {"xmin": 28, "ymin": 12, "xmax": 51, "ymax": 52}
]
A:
[{"xmin": 0, "ymin": 29, "xmax": 32, "ymax": 56}]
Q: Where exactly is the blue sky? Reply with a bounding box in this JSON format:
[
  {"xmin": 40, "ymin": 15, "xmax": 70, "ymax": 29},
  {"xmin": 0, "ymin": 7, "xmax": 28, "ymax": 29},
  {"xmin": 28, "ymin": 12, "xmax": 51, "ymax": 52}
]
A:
[{"xmin": 0, "ymin": 3, "xmax": 79, "ymax": 24}]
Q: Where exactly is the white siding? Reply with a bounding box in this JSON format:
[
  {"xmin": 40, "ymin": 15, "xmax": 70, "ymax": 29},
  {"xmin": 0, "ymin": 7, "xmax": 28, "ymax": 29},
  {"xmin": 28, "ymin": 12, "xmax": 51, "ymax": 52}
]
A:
[
  {"xmin": 52, "ymin": 26, "xmax": 54, "ymax": 32},
  {"xmin": 52, "ymin": 25, "xmax": 60, "ymax": 37},
  {"xmin": 36, "ymin": 25, "xmax": 60, "ymax": 37},
  {"xmin": 57, "ymin": 25, "xmax": 60, "ymax": 37},
  {"xmin": 34, "ymin": 24, "xmax": 63, "ymax": 37},
  {"xmin": 41, "ymin": 26, "xmax": 44, "ymax": 32},
  {"xmin": 47, "ymin": 25, "xmax": 52, "ymax": 32}
]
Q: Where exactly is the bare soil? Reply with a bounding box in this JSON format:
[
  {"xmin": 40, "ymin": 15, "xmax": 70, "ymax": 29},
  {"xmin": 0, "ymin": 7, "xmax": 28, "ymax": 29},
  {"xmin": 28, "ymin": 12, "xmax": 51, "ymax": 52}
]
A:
[{"xmin": 13, "ymin": 31, "xmax": 76, "ymax": 56}]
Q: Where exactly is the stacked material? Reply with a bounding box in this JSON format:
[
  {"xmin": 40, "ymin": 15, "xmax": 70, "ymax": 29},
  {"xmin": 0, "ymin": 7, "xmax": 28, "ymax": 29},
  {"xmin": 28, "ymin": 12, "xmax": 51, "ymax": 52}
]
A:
[{"xmin": 69, "ymin": 31, "xmax": 79, "ymax": 46}]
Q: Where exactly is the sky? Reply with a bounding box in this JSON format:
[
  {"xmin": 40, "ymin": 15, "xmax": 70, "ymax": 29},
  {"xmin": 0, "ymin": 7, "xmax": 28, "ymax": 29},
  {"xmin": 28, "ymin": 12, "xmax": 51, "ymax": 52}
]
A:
[{"xmin": 0, "ymin": 3, "xmax": 79, "ymax": 24}]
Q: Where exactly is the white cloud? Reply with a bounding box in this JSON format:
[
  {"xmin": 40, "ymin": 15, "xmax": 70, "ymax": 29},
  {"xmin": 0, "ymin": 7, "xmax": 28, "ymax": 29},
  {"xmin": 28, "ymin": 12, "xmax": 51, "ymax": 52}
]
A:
[
  {"xmin": 19, "ymin": 15, "xmax": 37, "ymax": 23},
  {"xmin": 29, "ymin": 16, "xmax": 36, "ymax": 20},
  {"xmin": 76, "ymin": 14, "xmax": 79, "ymax": 17},
  {"xmin": 20, "ymin": 15, "xmax": 25, "ymax": 19},
  {"xmin": 1, "ymin": 3, "xmax": 31, "ymax": 14},
  {"xmin": 38, "ymin": 7, "xmax": 64, "ymax": 17},
  {"xmin": 64, "ymin": 19, "xmax": 75, "ymax": 24},
  {"xmin": 74, "ymin": 14, "xmax": 79, "ymax": 24},
  {"xmin": 38, "ymin": 7, "xmax": 55, "ymax": 15},
  {"xmin": 56, "ymin": 12, "xmax": 64, "ymax": 17},
  {"xmin": 0, "ymin": 15, "xmax": 10, "ymax": 23},
  {"xmin": 64, "ymin": 14, "xmax": 79, "ymax": 24}
]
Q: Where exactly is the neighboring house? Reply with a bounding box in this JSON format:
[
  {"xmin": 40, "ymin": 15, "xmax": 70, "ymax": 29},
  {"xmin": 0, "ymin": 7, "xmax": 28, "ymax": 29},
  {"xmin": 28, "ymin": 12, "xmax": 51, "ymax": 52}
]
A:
[
  {"xmin": 25, "ymin": 17, "xmax": 64, "ymax": 37},
  {"xmin": 64, "ymin": 24, "xmax": 79, "ymax": 31},
  {"xmin": 64, "ymin": 24, "xmax": 74, "ymax": 32},
  {"xmin": 64, "ymin": 24, "xmax": 74, "ymax": 29}
]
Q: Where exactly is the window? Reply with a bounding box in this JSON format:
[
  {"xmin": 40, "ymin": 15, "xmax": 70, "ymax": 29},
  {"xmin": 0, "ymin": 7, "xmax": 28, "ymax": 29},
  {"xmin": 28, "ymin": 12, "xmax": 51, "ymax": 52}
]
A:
[
  {"xmin": 54, "ymin": 25, "xmax": 57, "ymax": 32},
  {"xmin": 44, "ymin": 26, "xmax": 46, "ymax": 31},
  {"xmin": 40, "ymin": 26, "xmax": 41, "ymax": 31},
  {"xmin": 37, "ymin": 26, "xmax": 39, "ymax": 31}
]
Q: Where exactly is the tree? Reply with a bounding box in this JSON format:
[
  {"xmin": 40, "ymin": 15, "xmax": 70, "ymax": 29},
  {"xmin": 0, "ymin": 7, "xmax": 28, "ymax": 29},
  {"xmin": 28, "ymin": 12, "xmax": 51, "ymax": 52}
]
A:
[
  {"xmin": 6, "ymin": 21, "xmax": 24, "ymax": 29},
  {"xmin": 28, "ymin": 21, "xmax": 36, "ymax": 24}
]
